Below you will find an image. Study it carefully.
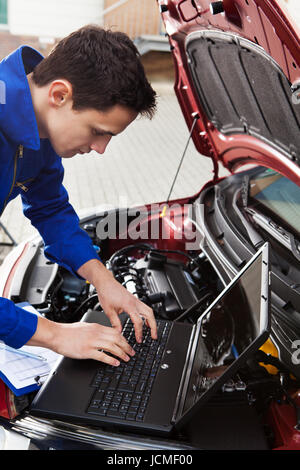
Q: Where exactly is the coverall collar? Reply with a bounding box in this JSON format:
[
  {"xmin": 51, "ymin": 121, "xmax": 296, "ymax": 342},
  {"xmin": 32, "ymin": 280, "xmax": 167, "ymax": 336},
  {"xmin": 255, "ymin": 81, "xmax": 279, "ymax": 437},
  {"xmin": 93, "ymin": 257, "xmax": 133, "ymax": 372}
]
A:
[{"xmin": 0, "ymin": 45, "xmax": 43, "ymax": 150}]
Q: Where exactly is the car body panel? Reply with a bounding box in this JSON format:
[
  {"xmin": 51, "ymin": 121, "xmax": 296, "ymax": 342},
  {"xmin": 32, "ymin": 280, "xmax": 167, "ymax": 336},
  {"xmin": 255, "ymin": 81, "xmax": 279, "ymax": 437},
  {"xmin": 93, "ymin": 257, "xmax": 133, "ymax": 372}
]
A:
[{"xmin": 158, "ymin": 0, "xmax": 300, "ymax": 184}]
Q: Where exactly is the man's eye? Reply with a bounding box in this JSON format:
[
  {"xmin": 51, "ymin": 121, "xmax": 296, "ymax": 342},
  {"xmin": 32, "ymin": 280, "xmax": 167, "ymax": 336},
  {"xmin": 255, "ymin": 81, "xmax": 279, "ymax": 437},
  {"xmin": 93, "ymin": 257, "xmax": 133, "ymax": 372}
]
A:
[{"xmin": 92, "ymin": 129, "xmax": 105, "ymax": 136}]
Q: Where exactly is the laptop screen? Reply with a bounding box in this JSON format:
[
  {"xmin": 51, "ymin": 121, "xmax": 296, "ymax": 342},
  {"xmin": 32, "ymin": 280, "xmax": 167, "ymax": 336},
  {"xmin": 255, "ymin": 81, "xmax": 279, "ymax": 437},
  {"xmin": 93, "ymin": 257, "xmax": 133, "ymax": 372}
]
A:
[{"xmin": 178, "ymin": 245, "xmax": 270, "ymax": 422}]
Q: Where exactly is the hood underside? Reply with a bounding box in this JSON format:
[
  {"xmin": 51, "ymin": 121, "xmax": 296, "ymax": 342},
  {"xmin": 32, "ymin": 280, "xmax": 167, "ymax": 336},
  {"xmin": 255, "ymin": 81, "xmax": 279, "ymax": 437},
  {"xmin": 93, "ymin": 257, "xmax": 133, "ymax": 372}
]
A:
[
  {"xmin": 186, "ymin": 30, "xmax": 300, "ymax": 160},
  {"xmin": 159, "ymin": 0, "xmax": 300, "ymax": 183}
]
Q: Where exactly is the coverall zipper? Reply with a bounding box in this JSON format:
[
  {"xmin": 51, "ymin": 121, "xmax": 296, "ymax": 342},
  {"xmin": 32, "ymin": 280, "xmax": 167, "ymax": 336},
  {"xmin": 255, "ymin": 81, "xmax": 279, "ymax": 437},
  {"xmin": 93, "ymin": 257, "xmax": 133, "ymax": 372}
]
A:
[
  {"xmin": 0, "ymin": 145, "xmax": 23, "ymax": 217},
  {"xmin": 15, "ymin": 178, "xmax": 34, "ymax": 192}
]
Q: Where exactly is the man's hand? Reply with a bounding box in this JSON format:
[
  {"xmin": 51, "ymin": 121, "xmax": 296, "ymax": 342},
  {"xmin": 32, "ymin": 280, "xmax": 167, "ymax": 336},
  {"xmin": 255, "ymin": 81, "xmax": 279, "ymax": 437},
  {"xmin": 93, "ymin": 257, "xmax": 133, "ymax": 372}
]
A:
[
  {"xmin": 26, "ymin": 258, "xmax": 157, "ymax": 365},
  {"xmin": 27, "ymin": 316, "xmax": 136, "ymax": 367},
  {"xmin": 77, "ymin": 259, "xmax": 157, "ymax": 344}
]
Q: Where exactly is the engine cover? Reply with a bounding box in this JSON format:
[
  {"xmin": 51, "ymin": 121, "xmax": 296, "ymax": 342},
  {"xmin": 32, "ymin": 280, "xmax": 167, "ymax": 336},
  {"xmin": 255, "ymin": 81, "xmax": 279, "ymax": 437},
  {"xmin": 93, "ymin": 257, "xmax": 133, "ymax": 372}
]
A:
[{"xmin": 132, "ymin": 252, "xmax": 205, "ymax": 320}]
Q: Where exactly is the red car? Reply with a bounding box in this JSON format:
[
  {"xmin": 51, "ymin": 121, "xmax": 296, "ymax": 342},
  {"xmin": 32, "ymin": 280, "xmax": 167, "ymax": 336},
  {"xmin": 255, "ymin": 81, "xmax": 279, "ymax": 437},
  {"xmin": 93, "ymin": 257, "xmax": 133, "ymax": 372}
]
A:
[{"xmin": 0, "ymin": 0, "xmax": 300, "ymax": 451}]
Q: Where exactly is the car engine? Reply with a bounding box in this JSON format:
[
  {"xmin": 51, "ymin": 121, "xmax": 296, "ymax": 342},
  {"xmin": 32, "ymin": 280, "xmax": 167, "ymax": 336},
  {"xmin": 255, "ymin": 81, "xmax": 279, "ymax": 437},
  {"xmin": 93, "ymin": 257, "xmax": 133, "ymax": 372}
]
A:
[
  {"xmin": 33, "ymin": 241, "xmax": 220, "ymax": 326},
  {"xmin": 5, "ymin": 211, "xmax": 300, "ymax": 449}
]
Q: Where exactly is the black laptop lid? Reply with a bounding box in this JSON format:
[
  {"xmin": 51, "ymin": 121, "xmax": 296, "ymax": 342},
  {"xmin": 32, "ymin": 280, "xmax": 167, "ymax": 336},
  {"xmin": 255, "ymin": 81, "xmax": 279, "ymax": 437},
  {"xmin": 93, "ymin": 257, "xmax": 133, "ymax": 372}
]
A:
[{"xmin": 175, "ymin": 243, "xmax": 270, "ymax": 429}]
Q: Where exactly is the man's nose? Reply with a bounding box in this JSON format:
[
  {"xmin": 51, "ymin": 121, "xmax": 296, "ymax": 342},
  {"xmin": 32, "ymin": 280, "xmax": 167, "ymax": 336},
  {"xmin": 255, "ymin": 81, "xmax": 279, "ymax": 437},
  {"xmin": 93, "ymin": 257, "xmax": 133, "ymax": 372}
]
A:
[{"xmin": 90, "ymin": 135, "xmax": 112, "ymax": 154}]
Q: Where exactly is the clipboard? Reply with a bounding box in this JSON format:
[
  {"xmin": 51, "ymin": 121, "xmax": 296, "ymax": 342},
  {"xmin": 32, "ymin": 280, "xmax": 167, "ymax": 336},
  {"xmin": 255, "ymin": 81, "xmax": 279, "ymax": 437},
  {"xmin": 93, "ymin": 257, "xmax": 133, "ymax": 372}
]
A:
[{"xmin": 0, "ymin": 303, "xmax": 60, "ymax": 396}]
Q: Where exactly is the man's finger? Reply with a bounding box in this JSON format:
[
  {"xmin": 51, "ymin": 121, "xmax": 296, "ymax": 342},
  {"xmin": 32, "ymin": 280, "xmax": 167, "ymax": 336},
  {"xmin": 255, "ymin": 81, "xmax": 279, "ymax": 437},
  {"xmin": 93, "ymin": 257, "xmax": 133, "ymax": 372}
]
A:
[
  {"xmin": 92, "ymin": 335, "xmax": 134, "ymax": 364},
  {"xmin": 142, "ymin": 309, "xmax": 157, "ymax": 340},
  {"xmin": 105, "ymin": 309, "xmax": 123, "ymax": 332},
  {"xmin": 91, "ymin": 349, "xmax": 120, "ymax": 366},
  {"xmin": 102, "ymin": 320, "xmax": 136, "ymax": 357},
  {"xmin": 134, "ymin": 302, "xmax": 157, "ymax": 340},
  {"xmin": 128, "ymin": 311, "xmax": 144, "ymax": 343}
]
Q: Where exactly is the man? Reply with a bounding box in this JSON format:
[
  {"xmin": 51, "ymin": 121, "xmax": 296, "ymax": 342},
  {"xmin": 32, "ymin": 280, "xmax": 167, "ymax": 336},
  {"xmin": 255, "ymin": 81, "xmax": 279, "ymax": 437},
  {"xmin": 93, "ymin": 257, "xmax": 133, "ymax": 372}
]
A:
[{"xmin": 0, "ymin": 25, "xmax": 157, "ymax": 367}]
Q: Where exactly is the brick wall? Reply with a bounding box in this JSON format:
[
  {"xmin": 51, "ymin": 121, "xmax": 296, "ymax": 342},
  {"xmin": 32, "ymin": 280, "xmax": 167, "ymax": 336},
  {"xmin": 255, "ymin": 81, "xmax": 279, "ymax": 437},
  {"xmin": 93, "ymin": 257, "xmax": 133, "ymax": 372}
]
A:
[
  {"xmin": 103, "ymin": 1, "xmax": 172, "ymax": 82},
  {"xmin": 0, "ymin": 0, "xmax": 171, "ymax": 82},
  {"xmin": 0, "ymin": 0, "xmax": 163, "ymax": 61},
  {"xmin": 103, "ymin": 0, "xmax": 162, "ymax": 38},
  {"xmin": 0, "ymin": 31, "xmax": 53, "ymax": 60}
]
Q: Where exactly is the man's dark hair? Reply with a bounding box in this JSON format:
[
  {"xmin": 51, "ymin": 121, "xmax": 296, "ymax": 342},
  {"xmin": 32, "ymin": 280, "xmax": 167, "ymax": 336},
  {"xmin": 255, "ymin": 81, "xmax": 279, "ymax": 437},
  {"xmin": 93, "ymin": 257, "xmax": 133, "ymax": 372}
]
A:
[{"xmin": 32, "ymin": 25, "xmax": 157, "ymax": 118}]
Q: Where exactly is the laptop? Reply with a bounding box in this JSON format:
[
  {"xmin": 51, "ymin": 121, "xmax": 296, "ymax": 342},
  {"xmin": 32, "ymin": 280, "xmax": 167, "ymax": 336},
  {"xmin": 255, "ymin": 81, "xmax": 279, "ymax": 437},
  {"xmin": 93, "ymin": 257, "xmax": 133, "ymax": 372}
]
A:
[{"xmin": 30, "ymin": 243, "xmax": 270, "ymax": 436}]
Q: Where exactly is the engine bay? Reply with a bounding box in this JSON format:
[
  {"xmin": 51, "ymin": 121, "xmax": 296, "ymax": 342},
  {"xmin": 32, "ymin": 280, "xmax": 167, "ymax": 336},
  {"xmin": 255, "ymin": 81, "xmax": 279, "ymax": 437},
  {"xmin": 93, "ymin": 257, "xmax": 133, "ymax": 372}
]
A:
[
  {"xmin": 5, "ymin": 208, "xmax": 300, "ymax": 449},
  {"xmin": 42, "ymin": 243, "xmax": 220, "ymax": 325}
]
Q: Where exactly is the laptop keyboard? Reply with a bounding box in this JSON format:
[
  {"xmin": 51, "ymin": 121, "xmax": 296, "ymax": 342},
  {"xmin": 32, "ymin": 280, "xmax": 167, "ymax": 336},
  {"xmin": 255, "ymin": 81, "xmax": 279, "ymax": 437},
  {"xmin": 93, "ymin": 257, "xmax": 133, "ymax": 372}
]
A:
[{"xmin": 87, "ymin": 318, "xmax": 171, "ymax": 422}]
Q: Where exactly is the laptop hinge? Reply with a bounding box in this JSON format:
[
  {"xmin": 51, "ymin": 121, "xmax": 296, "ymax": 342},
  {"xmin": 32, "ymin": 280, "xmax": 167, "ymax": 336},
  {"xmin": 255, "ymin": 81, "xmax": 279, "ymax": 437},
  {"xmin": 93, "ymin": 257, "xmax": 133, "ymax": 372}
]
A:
[{"xmin": 171, "ymin": 323, "xmax": 199, "ymax": 423}]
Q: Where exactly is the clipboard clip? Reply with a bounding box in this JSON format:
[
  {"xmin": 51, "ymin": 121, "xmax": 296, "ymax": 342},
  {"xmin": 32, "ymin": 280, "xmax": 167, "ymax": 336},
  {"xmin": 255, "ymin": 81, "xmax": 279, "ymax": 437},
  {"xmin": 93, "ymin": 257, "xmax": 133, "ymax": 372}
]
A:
[{"xmin": 34, "ymin": 373, "xmax": 49, "ymax": 387}]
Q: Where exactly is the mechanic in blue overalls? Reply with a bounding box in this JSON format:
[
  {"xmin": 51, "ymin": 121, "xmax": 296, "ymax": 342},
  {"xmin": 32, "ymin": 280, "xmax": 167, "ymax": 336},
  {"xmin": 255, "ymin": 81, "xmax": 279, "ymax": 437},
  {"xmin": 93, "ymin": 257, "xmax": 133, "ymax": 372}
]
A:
[{"xmin": 0, "ymin": 25, "xmax": 157, "ymax": 366}]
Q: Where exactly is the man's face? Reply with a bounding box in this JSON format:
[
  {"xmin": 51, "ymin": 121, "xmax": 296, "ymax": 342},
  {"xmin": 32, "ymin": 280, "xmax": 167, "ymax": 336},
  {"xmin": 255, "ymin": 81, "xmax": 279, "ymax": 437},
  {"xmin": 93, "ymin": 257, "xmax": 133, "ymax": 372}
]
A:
[{"xmin": 46, "ymin": 102, "xmax": 138, "ymax": 158}]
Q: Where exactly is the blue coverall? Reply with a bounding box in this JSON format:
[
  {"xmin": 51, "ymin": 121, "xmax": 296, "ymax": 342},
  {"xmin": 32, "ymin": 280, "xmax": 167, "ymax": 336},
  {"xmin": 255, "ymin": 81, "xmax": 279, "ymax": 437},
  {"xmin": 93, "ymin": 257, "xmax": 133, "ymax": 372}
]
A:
[{"xmin": 0, "ymin": 46, "xmax": 101, "ymax": 348}]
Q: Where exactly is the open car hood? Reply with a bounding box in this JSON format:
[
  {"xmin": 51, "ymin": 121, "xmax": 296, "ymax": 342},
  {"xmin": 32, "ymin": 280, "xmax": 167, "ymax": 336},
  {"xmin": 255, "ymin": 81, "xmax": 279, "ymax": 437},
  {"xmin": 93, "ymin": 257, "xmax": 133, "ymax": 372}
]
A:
[{"xmin": 158, "ymin": 0, "xmax": 300, "ymax": 184}]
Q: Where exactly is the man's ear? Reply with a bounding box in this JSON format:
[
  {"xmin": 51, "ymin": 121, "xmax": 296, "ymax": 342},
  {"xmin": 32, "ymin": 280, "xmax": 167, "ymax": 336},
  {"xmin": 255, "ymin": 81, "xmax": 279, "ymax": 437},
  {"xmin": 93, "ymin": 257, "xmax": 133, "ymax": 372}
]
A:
[{"xmin": 48, "ymin": 79, "xmax": 73, "ymax": 108}]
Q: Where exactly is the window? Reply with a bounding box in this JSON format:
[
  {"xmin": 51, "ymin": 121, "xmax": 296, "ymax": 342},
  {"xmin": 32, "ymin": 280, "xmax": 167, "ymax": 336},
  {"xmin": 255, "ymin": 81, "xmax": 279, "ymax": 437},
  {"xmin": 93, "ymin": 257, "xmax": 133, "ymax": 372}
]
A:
[{"xmin": 0, "ymin": 0, "xmax": 7, "ymax": 25}]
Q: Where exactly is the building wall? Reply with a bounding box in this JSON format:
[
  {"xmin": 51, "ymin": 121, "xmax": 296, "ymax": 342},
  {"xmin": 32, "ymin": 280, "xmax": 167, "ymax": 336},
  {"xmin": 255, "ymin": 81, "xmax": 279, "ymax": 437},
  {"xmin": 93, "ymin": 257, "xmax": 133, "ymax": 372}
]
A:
[
  {"xmin": 0, "ymin": 0, "xmax": 168, "ymax": 79},
  {"xmin": 0, "ymin": 30, "xmax": 42, "ymax": 58},
  {"xmin": 8, "ymin": 0, "xmax": 103, "ymax": 38},
  {"xmin": 102, "ymin": 1, "xmax": 170, "ymax": 83},
  {"xmin": 103, "ymin": 0, "xmax": 162, "ymax": 38},
  {"xmin": 0, "ymin": 0, "xmax": 104, "ymax": 59}
]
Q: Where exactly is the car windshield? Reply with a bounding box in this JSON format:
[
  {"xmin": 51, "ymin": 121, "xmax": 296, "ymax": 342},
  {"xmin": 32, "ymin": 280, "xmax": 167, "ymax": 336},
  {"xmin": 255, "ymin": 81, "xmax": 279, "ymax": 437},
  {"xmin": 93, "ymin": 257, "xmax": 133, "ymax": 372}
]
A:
[{"xmin": 249, "ymin": 168, "xmax": 300, "ymax": 235}]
